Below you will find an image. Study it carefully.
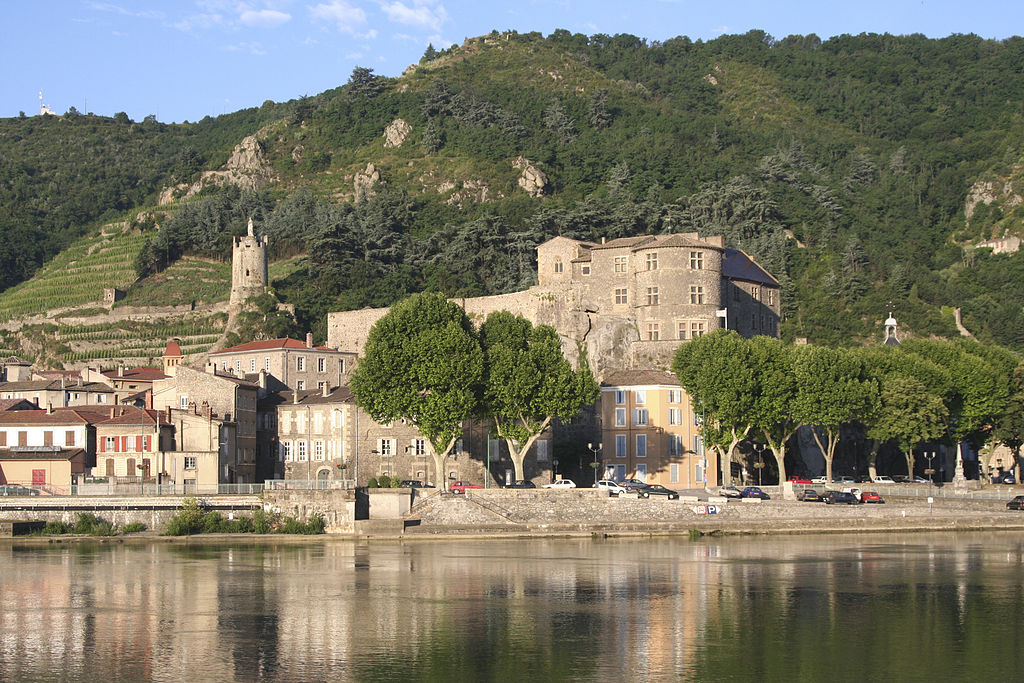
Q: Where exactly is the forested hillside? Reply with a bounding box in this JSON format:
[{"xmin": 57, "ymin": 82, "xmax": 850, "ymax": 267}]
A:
[{"xmin": 2, "ymin": 30, "xmax": 1023, "ymax": 352}]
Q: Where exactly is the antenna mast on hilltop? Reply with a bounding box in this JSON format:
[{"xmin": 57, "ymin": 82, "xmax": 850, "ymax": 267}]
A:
[{"xmin": 38, "ymin": 91, "xmax": 54, "ymax": 116}]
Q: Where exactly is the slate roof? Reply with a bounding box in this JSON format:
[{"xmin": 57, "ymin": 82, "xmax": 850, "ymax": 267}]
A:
[
  {"xmin": 722, "ymin": 248, "xmax": 779, "ymax": 286},
  {"xmin": 601, "ymin": 369, "xmax": 680, "ymax": 387},
  {"xmin": 0, "ymin": 447, "xmax": 87, "ymax": 462},
  {"xmin": 0, "ymin": 398, "xmax": 39, "ymax": 411}
]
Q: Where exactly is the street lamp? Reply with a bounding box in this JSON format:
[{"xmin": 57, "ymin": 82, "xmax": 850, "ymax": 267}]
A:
[
  {"xmin": 923, "ymin": 451, "xmax": 936, "ymax": 485},
  {"xmin": 588, "ymin": 442, "xmax": 602, "ymax": 486},
  {"xmin": 752, "ymin": 443, "xmax": 765, "ymax": 487}
]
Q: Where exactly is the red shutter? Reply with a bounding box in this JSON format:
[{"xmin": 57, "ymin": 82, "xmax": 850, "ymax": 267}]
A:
[
  {"xmin": 99, "ymin": 437, "xmax": 105, "ymax": 453},
  {"xmin": 136, "ymin": 435, "xmax": 143, "ymax": 452},
  {"xmin": 121, "ymin": 436, "xmax": 128, "ymax": 452}
]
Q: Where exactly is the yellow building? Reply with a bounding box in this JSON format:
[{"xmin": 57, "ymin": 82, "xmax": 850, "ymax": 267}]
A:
[{"xmin": 600, "ymin": 370, "xmax": 717, "ymax": 489}]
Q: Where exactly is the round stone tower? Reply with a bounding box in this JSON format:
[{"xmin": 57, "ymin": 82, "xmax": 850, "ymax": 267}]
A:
[{"xmin": 230, "ymin": 217, "xmax": 268, "ymax": 305}]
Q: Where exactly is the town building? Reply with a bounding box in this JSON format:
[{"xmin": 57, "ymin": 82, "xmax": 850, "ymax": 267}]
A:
[
  {"xmin": 0, "ymin": 407, "xmax": 97, "ymax": 492},
  {"xmin": 92, "ymin": 406, "xmax": 173, "ymax": 481},
  {"xmin": 599, "ymin": 370, "xmax": 714, "ymax": 488},
  {"xmin": 0, "ymin": 379, "xmax": 115, "ymax": 409},
  {"xmin": 207, "ymin": 336, "xmax": 355, "ymax": 392},
  {"xmin": 85, "ymin": 366, "xmax": 167, "ymax": 405}
]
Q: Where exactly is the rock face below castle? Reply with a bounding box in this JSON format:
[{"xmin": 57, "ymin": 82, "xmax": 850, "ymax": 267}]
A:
[{"xmin": 327, "ymin": 233, "xmax": 781, "ymax": 378}]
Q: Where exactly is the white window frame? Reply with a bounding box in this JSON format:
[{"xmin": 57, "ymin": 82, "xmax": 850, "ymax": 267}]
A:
[
  {"xmin": 614, "ymin": 408, "xmax": 626, "ymax": 427},
  {"xmin": 615, "ymin": 390, "xmax": 626, "ymax": 405},
  {"xmin": 633, "ymin": 408, "xmax": 649, "ymax": 426},
  {"xmin": 635, "ymin": 390, "xmax": 646, "ymax": 405},
  {"xmin": 668, "ymin": 408, "xmax": 682, "ymax": 425},
  {"xmin": 184, "ymin": 456, "xmax": 197, "ymax": 470},
  {"xmin": 296, "ymin": 440, "xmax": 308, "ymax": 461},
  {"xmin": 615, "ymin": 434, "xmax": 627, "ymax": 457},
  {"xmin": 636, "ymin": 434, "xmax": 647, "ymax": 458},
  {"xmin": 297, "ymin": 356, "xmax": 306, "ymax": 372}
]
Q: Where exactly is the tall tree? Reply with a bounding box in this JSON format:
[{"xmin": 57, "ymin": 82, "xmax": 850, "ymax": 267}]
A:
[
  {"xmin": 791, "ymin": 345, "xmax": 878, "ymax": 483},
  {"xmin": 479, "ymin": 311, "xmax": 598, "ymax": 482},
  {"xmin": 672, "ymin": 330, "xmax": 758, "ymax": 486},
  {"xmin": 749, "ymin": 336, "xmax": 798, "ymax": 483},
  {"xmin": 350, "ymin": 293, "xmax": 483, "ymax": 485},
  {"xmin": 867, "ymin": 375, "xmax": 948, "ymax": 479}
]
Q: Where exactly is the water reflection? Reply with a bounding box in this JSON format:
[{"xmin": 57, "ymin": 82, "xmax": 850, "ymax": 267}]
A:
[{"xmin": 1, "ymin": 534, "xmax": 1024, "ymax": 681}]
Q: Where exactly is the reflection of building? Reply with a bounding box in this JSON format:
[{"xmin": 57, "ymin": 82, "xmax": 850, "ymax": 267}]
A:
[{"xmin": 599, "ymin": 370, "xmax": 714, "ymax": 487}]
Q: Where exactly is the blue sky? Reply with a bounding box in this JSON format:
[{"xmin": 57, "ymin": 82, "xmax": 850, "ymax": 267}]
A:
[{"xmin": 3, "ymin": 0, "xmax": 1022, "ymax": 123}]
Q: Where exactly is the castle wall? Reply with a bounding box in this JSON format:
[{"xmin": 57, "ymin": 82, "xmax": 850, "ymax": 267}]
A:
[{"xmin": 230, "ymin": 234, "xmax": 268, "ymax": 305}]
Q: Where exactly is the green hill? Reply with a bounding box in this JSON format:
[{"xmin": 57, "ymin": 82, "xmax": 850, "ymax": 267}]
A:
[{"xmin": 2, "ymin": 29, "xmax": 1024, "ymax": 357}]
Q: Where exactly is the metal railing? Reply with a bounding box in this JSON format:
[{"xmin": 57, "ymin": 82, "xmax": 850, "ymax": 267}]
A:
[{"xmin": 263, "ymin": 479, "xmax": 355, "ymax": 491}]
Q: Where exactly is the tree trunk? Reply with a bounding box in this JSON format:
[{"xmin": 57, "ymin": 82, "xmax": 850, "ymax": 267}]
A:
[
  {"xmin": 717, "ymin": 445, "xmax": 731, "ymax": 486},
  {"xmin": 905, "ymin": 450, "xmax": 915, "ymax": 481},
  {"xmin": 866, "ymin": 439, "xmax": 880, "ymax": 482},
  {"xmin": 429, "ymin": 435, "xmax": 458, "ymax": 489}
]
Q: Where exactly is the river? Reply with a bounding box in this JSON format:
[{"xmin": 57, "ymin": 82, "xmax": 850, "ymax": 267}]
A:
[{"xmin": 1, "ymin": 533, "xmax": 1022, "ymax": 682}]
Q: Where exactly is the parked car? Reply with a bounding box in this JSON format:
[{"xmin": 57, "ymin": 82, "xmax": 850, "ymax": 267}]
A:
[
  {"xmin": 1000, "ymin": 473, "xmax": 1017, "ymax": 485},
  {"xmin": 823, "ymin": 490, "xmax": 862, "ymax": 505},
  {"xmin": 799, "ymin": 489, "xmax": 822, "ymax": 502},
  {"xmin": 787, "ymin": 476, "xmax": 813, "ymax": 484},
  {"xmin": 619, "ymin": 479, "xmax": 648, "ymax": 494},
  {"xmin": 720, "ymin": 486, "xmax": 743, "ymax": 498},
  {"xmin": 836, "ymin": 476, "xmax": 856, "ymax": 484},
  {"xmin": 636, "ymin": 484, "xmax": 680, "ymax": 500},
  {"xmin": 449, "ymin": 481, "xmax": 483, "ymax": 494},
  {"xmin": 0, "ymin": 484, "xmax": 39, "ymax": 496},
  {"xmin": 542, "ymin": 479, "xmax": 577, "ymax": 489},
  {"xmin": 503, "ymin": 480, "xmax": 537, "ymax": 489},
  {"xmin": 912, "ymin": 476, "xmax": 930, "ymax": 484},
  {"xmin": 740, "ymin": 487, "xmax": 770, "ymax": 500},
  {"xmin": 873, "ymin": 476, "xmax": 895, "ymax": 484},
  {"xmin": 893, "ymin": 475, "xmax": 911, "ymax": 483},
  {"xmin": 811, "ymin": 476, "xmax": 827, "ymax": 484},
  {"xmin": 1007, "ymin": 496, "xmax": 1024, "ymax": 510},
  {"xmin": 861, "ymin": 491, "xmax": 885, "ymax": 503},
  {"xmin": 400, "ymin": 480, "xmax": 434, "ymax": 489},
  {"xmin": 594, "ymin": 480, "xmax": 626, "ymax": 494}
]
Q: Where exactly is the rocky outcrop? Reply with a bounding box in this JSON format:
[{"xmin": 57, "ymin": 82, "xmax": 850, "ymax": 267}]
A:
[
  {"xmin": 437, "ymin": 179, "xmax": 491, "ymax": 206},
  {"xmin": 513, "ymin": 157, "xmax": 548, "ymax": 197},
  {"xmin": 159, "ymin": 135, "xmax": 276, "ymax": 205},
  {"xmin": 965, "ymin": 165, "xmax": 1023, "ymax": 223},
  {"xmin": 383, "ymin": 118, "xmax": 412, "ymax": 148},
  {"xmin": 353, "ymin": 163, "xmax": 382, "ymax": 201}
]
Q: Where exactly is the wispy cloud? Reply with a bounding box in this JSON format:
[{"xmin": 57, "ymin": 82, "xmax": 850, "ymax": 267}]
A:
[
  {"xmin": 173, "ymin": 12, "xmax": 226, "ymax": 31},
  {"xmin": 309, "ymin": 0, "xmax": 368, "ymax": 35},
  {"xmin": 224, "ymin": 41, "xmax": 269, "ymax": 54},
  {"xmin": 240, "ymin": 9, "xmax": 292, "ymax": 27},
  {"xmin": 379, "ymin": 1, "xmax": 448, "ymax": 32},
  {"xmin": 87, "ymin": 2, "xmax": 165, "ymax": 20}
]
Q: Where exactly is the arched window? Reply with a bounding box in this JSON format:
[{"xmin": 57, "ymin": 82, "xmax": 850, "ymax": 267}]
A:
[{"xmin": 553, "ymin": 258, "xmax": 564, "ymax": 273}]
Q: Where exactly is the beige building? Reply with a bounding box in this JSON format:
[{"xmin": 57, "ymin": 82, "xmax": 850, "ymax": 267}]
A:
[
  {"xmin": 600, "ymin": 370, "xmax": 716, "ymax": 489},
  {"xmin": 93, "ymin": 406, "xmax": 173, "ymax": 481},
  {"xmin": 0, "ymin": 379, "xmax": 115, "ymax": 408},
  {"xmin": 207, "ymin": 336, "xmax": 355, "ymax": 392},
  {"xmin": 0, "ymin": 408, "xmax": 97, "ymax": 492},
  {"xmin": 327, "ymin": 233, "xmax": 780, "ymax": 378}
]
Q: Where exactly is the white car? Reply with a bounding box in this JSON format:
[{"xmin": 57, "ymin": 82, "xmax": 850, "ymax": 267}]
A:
[
  {"xmin": 595, "ymin": 480, "xmax": 626, "ymax": 494},
  {"xmin": 543, "ymin": 479, "xmax": 577, "ymax": 489},
  {"xmin": 873, "ymin": 475, "xmax": 895, "ymax": 484},
  {"xmin": 811, "ymin": 476, "xmax": 827, "ymax": 484}
]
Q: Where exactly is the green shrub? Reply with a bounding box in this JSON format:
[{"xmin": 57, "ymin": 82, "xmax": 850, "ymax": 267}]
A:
[
  {"xmin": 252, "ymin": 508, "xmax": 274, "ymax": 534},
  {"xmin": 277, "ymin": 514, "xmax": 326, "ymax": 535},
  {"xmin": 42, "ymin": 520, "xmax": 72, "ymax": 535},
  {"xmin": 223, "ymin": 516, "xmax": 254, "ymax": 533},
  {"xmin": 163, "ymin": 497, "xmax": 205, "ymax": 535},
  {"xmin": 73, "ymin": 512, "xmax": 116, "ymax": 536},
  {"xmin": 121, "ymin": 522, "xmax": 146, "ymax": 533},
  {"xmin": 200, "ymin": 511, "xmax": 226, "ymax": 533}
]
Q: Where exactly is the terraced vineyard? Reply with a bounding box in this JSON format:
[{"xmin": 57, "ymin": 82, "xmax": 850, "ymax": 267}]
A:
[
  {"xmin": 56, "ymin": 317, "xmax": 227, "ymax": 366},
  {"xmin": 119, "ymin": 257, "xmax": 232, "ymax": 308},
  {"xmin": 0, "ymin": 227, "xmax": 145, "ymax": 323}
]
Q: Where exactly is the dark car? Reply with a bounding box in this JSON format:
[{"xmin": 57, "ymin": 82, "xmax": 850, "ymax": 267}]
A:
[
  {"xmin": 503, "ymin": 480, "xmax": 537, "ymax": 489},
  {"xmin": 740, "ymin": 487, "xmax": 770, "ymax": 500},
  {"xmin": 1007, "ymin": 496, "xmax": 1024, "ymax": 510},
  {"xmin": 400, "ymin": 480, "xmax": 434, "ymax": 489},
  {"xmin": 636, "ymin": 484, "xmax": 680, "ymax": 500},
  {"xmin": 0, "ymin": 484, "xmax": 40, "ymax": 496},
  {"xmin": 823, "ymin": 490, "xmax": 862, "ymax": 505},
  {"xmin": 1000, "ymin": 473, "xmax": 1017, "ymax": 485},
  {"xmin": 799, "ymin": 489, "xmax": 822, "ymax": 502},
  {"xmin": 861, "ymin": 491, "xmax": 885, "ymax": 504},
  {"xmin": 619, "ymin": 479, "xmax": 648, "ymax": 494}
]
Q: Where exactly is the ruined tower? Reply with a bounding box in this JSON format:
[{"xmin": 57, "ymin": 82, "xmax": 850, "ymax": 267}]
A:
[{"xmin": 230, "ymin": 217, "xmax": 268, "ymax": 305}]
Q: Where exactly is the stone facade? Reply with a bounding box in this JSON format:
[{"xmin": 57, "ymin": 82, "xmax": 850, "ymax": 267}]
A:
[
  {"xmin": 327, "ymin": 233, "xmax": 781, "ymax": 379},
  {"xmin": 208, "ymin": 336, "xmax": 355, "ymax": 392},
  {"xmin": 229, "ymin": 218, "xmax": 268, "ymax": 305}
]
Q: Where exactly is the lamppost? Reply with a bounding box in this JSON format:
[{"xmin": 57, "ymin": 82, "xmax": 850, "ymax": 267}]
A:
[
  {"xmin": 752, "ymin": 443, "xmax": 765, "ymax": 487},
  {"xmin": 924, "ymin": 451, "xmax": 935, "ymax": 485},
  {"xmin": 588, "ymin": 442, "xmax": 602, "ymax": 486}
]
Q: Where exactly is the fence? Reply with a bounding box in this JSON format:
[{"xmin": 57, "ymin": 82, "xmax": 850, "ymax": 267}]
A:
[{"xmin": 2, "ymin": 479, "xmax": 358, "ymax": 499}]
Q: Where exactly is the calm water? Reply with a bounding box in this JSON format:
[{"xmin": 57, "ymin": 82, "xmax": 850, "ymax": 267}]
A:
[{"xmin": 2, "ymin": 533, "xmax": 1024, "ymax": 682}]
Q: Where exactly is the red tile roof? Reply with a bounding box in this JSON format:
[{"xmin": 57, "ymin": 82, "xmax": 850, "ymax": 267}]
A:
[
  {"xmin": 0, "ymin": 398, "xmax": 38, "ymax": 411},
  {"xmin": 601, "ymin": 369, "xmax": 680, "ymax": 387},
  {"xmin": 101, "ymin": 367, "xmax": 167, "ymax": 381},
  {"xmin": 209, "ymin": 337, "xmax": 334, "ymax": 354},
  {"xmin": 164, "ymin": 341, "xmax": 182, "ymax": 357},
  {"xmin": 0, "ymin": 409, "xmax": 96, "ymax": 425}
]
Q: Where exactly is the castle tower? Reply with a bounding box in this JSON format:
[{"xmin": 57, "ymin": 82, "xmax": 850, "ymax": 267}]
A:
[{"xmin": 230, "ymin": 217, "xmax": 268, "ymax": 305}]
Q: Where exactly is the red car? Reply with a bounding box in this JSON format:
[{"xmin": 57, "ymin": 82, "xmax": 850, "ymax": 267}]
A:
[
  {"xmin": 787, "ymin": 476, "xmax": 813, "ymax": 485},
  {"xmin": 449, "ymin": 481, "xmax": 483, "ymax": 494},
  {"xmin": 861, "ymin": 491, "xmax": 885, "ymax": 503}
]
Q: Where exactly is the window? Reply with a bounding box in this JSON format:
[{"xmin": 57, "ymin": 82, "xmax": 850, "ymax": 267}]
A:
[
  {"xmin": 43, "ymin": 431, "xmax": 53, "ymax": 446},
  {"xmin": 582, "ymin": 265, "xmax": 591, "ymax": 275},
  {"xmin": 180, "ymin": 395, "xmax": 189, "ymax": 410},
  {"xmin": 751, "ymin": 285, "xmax": 760, "ymax": 301},
  {"xmin": 104, "ymin": 436, "xmax": 116, "ymax": 451},
  {"xmin": 64, "ymin": 430, "xmax": 75, "ymax": 447},
  {"xmin": 297, "ymin": 440, "xmax": 308, "ymax": 461},
  {"xmin": 339, "ymin": 359, "xmax": 347, "ymax": 374},
  {"xmin": 696, "ymin": 462, "xmax": 706, "ymax": 483},
  {"xmin": 636, "ymin": 463, "xmax": 647, "ymax": 481},
  {"xmin": 633, "ymin": 408, "xmax": 649, "ymax": 426},
  {"xmin": 250, "ymin": 358, "xmax": 256, "ymax": 372},
  {"xmin": 97, "ymin": 394, "xmax": 106, "ymax": 404},
  {"xmin": 614, "ymin": 288, "xmax": 628, "ymax": 305},
  {"xmin": 734, "ymin": 285, "xmax": 740, "ymax": 301},
  {"xmin": 689, "ymin": 285, "xmax": 704, "ymax": 304},
  {"xmin": 636, "ymin": 435, "xmax": 647, "ymax": 458},
  {"xmin": 646, "ymin": 252, "xmax": 658, "ymax": 270},
  {"xmin": 693, "ymin": 435, "xmax": 705, "ymax": 456},
  {"xmin": 317, "ymin": 381, "xmax": 326, "ymax": 391},
  {"xmin": 678, "ymin": 321, "xmax": 688, "ymax": 340},
  {"xmin": 553, "ymin": 258, "xmax": 564, "ymax": 273},
  {"xmin": 413, "ymin": 438, "xmax": 427, "ymax": 456},
  {"xmin": 635, "ymin": 390, "xmax": 646, "ymax": 404},
  {"xmin": 317, "ymin": 357, "xmax": 326, "ymax": 373},
  {"xmin": 646, "ymin": 287, "xmax": 659, "ymax": 306},
  {"xmin": 18, "ymin": 431, "xmax": 27, "ymax": 446},
  {"xmin": 235, "ymin": 360, "xmax": 241, "ymax": 373},
  {"xmin": 0, "ymin": 432, "xmax": 5, "ymax": 447},
  {"xmin": 281, "ymin": 441, "xmax": 292, "ymax": 461},
  {"xmin": 184, "ymin": 456, "xmax": 197, "ymax": 470},
  {"xmin": 297, "ymin": 356, "xmax": 306, "ymax": 372},
  {"xmin": 614, "ymin": 408, "xmax": 626, "ymax": 427},
  {"xmin": 314, "ymin": 440, "xmax": 325, "ymax": 460},
  {"xmin": 768, "ymin": 289, "xmax": 775, "ymax": 306},
  {"xmin": 536, "ymin": 439, "xmax": 549, "ymax": 462},
  {"xmin": 752, "ymin": 313, "xmax": 757, "ymax": 329},
  {"xmin": 670, "ymin": 463, "xmax": 680, "ymax": 483},
  {"xmin": 668, "ymin": 408, "xmax": 682, "ymax": 425},
  {"xmin": 647, "ymin": 322, "xmax": 660, "ymax": 340},
  {"xmin": 265, "ymin": 357, "xmax": 271, "ymax": 371},
  {"xmin": 615, "ymin": 390, "xmax": 626, "ymax": 405},
  {"xmin": 690, "ymin": 251, "xmax": 704, "ymax": 270},
  {"xmin": 380, "ymin": 439, "xmax": 394, "ymax": 456},
  {"xmin": 669, "ymin": 434, "xmax": 683, "ymax": 456},
  {"xmin": 615, "ymin": 434, "xmax": 627, "ymax": 457},
  {"xmin": 614, "ymin": 256, "xmax": 628, "ymax": 273},
  {"xmin": 296, "ymin": 380, "xmax": 305, "ymax": 390},
  {"xmin": 690, "ymin": 321, "xmax": 706, "ymax": 338},
  {"xmin": 668, "ymin": 390, "xmax": 682, "ymax": 404}
]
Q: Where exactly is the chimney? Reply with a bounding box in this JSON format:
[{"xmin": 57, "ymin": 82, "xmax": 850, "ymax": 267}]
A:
[
  {"xmin": 117, "ymin": 365, "xmax": 124, "ymax": 377},
  {"xmin": 306, "ymin": 332, "xmax": 314, "ymax": 348},
  {"xmin": 200, "ymin": 401, "xmax": 212, "ymax": 419},
  {"xmin": 292, "ymin": 389, "xmax": 299, "ymax": 405},
  {"xmin": 110, "ymin": 407, "xmax": 116, "ymax": 419},
  {"xmin": 601, "ymin": 236, "xmax": 606, "ymax": 244},
  {"xmin": 47, "ymin": 402, "xmax": 53, "ymax": 415},
  {"xmin": 322, "ymin": 383, "xmax": 330, "ymax": 397},
  {"xmin": 145, "ymin": 390, "xmax": 153, "ymax": 410},
  {"xmin": 258, "ymin": 369, "xmax": 267, "ymax": 390},
  {"xmin": 165, "ymin": 405, "xmax": 171, "ymax": 422}
]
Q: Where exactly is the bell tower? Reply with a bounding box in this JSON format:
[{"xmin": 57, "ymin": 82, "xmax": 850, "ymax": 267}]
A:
[{"xmin": 230, "ymin": 217, "xmax": 268, "ymax": 305}]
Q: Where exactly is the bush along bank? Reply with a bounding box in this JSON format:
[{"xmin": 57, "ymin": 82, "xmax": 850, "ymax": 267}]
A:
[
  {"xmin": 163, "ymin": 497, "xmax": 325, "ymax": 536},
  {"xmin": 33, "ymin": 513, "xmax": 146, "ymax": 537}
]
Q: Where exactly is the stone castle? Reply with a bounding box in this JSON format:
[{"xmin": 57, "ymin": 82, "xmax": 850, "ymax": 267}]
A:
[
  {"xmin": 327, "ymin": 233, "xmax": 781, "ymax": 378},
  {"xmin": 230, "ymin": 218, "xmax": 268, "ymax": 306}
]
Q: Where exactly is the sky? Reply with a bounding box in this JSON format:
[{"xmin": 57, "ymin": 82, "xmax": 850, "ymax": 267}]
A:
[{"xmin": 3, "ymin": 0, "xmax": 1023, "ymax": 124}]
